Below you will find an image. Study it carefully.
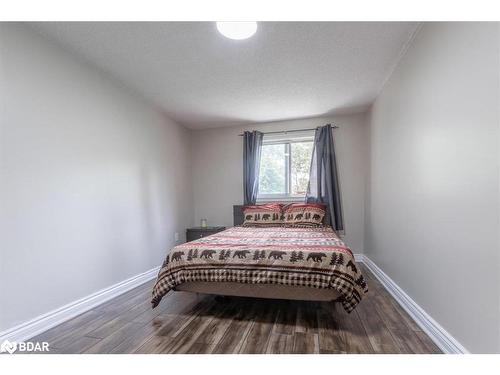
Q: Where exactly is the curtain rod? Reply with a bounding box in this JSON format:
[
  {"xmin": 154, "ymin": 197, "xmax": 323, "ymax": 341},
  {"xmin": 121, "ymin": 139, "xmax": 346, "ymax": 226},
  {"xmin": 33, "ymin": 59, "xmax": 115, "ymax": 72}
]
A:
[{"xmin": 237, "ymin": 124, "xmax": 338, "ymax": 136}]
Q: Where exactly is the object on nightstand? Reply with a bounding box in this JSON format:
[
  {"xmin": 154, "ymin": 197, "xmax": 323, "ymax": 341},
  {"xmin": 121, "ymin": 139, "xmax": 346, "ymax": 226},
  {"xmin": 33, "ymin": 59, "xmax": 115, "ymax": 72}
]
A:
[
  {"xmin": 200, "ymin": 218, "xmax": 208, "ymax": 228},
  {"xmin": 186, "ymin": 226, "xmax": 226, "ymax": 242}
]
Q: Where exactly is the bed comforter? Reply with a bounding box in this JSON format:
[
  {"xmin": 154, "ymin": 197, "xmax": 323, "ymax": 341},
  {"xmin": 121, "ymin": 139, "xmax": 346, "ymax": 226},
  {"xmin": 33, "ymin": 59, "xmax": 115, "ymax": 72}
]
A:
[{"xmin": 151, "ymin": 226, "xmax": 368, "ymax": 312}]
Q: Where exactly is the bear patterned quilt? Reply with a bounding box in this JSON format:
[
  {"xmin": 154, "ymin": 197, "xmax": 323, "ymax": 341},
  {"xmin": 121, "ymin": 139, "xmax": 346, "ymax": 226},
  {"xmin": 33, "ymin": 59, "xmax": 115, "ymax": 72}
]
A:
[{"xmin": 151, "ymin": 226, "xmax": 368, "ymax": 313}]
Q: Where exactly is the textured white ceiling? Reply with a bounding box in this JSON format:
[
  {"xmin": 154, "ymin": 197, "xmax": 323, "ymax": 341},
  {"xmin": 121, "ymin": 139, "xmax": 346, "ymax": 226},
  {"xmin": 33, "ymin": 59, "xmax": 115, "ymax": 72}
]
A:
[{"xmin": 29, "ymin": 22, "xmax": 419, "ymax": 129}]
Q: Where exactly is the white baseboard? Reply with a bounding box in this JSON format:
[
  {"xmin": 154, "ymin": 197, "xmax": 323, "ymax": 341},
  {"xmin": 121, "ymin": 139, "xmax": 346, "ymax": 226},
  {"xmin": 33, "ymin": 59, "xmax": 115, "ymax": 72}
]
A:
[
  {"xmin": 353, "ymin": 253, "xmax": 364, "ymax": 263},
  {"xmin": 0, "ymin": 266, "xmax": 160, "ymax": 343},
  {"xmin": 356, "ymin": 254, "xmax": 469, "ymax": 354}
]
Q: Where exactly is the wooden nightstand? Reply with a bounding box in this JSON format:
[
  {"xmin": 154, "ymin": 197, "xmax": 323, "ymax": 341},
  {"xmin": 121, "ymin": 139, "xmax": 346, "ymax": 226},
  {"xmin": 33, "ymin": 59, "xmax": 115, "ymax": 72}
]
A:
[{"xmin": 186, "ymin": 226, "xmax": 226, "ymax": 242}]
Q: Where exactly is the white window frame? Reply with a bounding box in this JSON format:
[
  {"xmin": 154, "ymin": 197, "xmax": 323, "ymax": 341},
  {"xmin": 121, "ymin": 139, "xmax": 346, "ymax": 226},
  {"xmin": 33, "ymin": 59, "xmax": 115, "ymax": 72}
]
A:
[{"xmin": 257, "ymin": 130, "xmax": 315, "ymax": 203}]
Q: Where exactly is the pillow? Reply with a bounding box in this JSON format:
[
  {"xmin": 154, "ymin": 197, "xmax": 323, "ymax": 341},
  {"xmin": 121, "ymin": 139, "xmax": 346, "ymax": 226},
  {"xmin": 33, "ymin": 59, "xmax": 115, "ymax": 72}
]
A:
[
  {"xmin": 283, "ymin": 203, "xmax": 326, "ymax": 227},
  {"xmin": 243, "ymin": 203, "xmax": 283, "ymax": 226}
]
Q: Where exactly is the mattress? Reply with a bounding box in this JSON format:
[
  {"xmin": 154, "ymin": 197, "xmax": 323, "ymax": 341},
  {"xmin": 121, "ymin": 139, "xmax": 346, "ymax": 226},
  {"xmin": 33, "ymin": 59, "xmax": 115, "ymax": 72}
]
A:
[
  {"xmin": 152, "ymin": 225, "xmax": 368, "ymax": 312},
  {"xmin": 175, "ymin": 281, "xmax": 341, "ymax": 301}
]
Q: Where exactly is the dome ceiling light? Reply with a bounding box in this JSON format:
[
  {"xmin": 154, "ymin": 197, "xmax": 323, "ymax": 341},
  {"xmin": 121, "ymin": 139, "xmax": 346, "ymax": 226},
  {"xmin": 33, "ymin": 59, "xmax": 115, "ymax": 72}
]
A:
[{"xmin": 216, "ymin": 22, "xmax": 257, "ymax": 40}]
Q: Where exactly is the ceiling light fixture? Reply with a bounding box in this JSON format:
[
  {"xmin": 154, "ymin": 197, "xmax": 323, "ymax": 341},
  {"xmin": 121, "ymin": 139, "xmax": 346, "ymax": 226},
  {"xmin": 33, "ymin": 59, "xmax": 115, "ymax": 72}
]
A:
[{"xmin": 216, "ymin": 22, "xmax": 257, "ymax": 40}]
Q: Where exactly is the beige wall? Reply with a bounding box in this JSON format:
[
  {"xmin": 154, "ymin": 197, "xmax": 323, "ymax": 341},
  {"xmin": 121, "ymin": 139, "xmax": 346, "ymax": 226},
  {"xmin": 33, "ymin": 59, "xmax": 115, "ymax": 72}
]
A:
[
  {"xmin": 366, "ymin": 22, "xmax": 500, "ymax": 353},
  {"xmin": 0, "ymin": 24, "xmax": 193, "ymax": 332},
  {"xmin": 191, "ymin": 113, "xmax": 368, "ymax": 254}
]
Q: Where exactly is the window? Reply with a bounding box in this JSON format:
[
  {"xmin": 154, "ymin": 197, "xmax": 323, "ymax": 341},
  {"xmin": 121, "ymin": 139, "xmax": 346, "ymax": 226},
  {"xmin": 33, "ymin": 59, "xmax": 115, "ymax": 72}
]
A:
[{"xmin": 257, "ymin": 132, "xmax": 314, "ymax": 201}]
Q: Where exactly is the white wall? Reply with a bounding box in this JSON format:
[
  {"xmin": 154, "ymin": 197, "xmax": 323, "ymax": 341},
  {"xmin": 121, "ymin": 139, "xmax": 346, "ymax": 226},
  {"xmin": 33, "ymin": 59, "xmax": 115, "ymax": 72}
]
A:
[
  {"xmin": 366, "ymin": 22, "xmax": 499, "ymax": 353},
  {"xmin": 191, "ymin": 113, "xmax": 368, "ymax": 254},
  {"xmin": 0, "ymin": 24, "xmax": 192, "ymax": 332}
]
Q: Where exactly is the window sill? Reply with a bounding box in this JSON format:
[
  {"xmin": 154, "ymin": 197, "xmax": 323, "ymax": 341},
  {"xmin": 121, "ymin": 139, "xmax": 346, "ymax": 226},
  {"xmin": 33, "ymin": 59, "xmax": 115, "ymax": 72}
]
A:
[{"xmin": 256, "ymin": 196, "xmax": 305, "ymax": 203}]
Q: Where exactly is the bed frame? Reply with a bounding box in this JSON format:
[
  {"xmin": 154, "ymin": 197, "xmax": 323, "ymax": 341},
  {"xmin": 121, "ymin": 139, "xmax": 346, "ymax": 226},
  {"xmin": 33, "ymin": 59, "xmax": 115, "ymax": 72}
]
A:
[{"xmin": 233, "ymin": 204, "xmax": 331, "ymax": 226}]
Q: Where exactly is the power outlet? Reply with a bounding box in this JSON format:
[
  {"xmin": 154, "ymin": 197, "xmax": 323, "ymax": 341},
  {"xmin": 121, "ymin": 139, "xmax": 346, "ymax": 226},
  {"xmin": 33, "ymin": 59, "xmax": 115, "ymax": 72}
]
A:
[{"xmin": 174, "ymin": 232, "xmax": 179, "ymax": 242}]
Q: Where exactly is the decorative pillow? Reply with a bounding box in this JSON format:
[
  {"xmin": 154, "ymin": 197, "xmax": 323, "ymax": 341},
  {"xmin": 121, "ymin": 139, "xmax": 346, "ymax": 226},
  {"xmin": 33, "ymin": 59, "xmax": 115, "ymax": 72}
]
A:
[
  {"xmin": 243, "ymin": 203, "xmax": 283, "ymax": 226},
  {"xmin": 283, "ymin": 203, "xmax": 326, "ymax": 227}
]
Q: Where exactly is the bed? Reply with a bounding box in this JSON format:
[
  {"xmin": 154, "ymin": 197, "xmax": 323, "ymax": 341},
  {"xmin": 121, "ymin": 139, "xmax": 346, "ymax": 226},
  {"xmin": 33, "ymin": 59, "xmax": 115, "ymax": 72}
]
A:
[{"xmin": 151, "ymin": 205, "xmax": 368, "ymax": 313}]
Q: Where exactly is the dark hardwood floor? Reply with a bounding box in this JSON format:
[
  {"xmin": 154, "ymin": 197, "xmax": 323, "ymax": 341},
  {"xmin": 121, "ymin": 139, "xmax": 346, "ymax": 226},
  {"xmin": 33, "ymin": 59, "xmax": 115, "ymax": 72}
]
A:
[{"xmin": 32, "ymin": 265, "xmax": 442, "ymax": 354}]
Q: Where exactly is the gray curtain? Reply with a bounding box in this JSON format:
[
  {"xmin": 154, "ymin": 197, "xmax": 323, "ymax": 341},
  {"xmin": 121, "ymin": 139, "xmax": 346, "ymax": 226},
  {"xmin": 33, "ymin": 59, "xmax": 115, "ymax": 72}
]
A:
[
  {"xmin": 243, "ymin": 131, "xmax": 264, "ymax": 205},
  {"xmin": 306, "ymin": 124, "xmax": 344, "ymax": 231}
]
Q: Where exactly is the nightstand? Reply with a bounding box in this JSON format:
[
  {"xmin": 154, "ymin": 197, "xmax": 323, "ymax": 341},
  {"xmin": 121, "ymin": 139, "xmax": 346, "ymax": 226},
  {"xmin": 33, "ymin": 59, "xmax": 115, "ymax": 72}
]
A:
[{"xmin": 186, "ymin": 226, "xmax": 226, "ymax": 242}]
